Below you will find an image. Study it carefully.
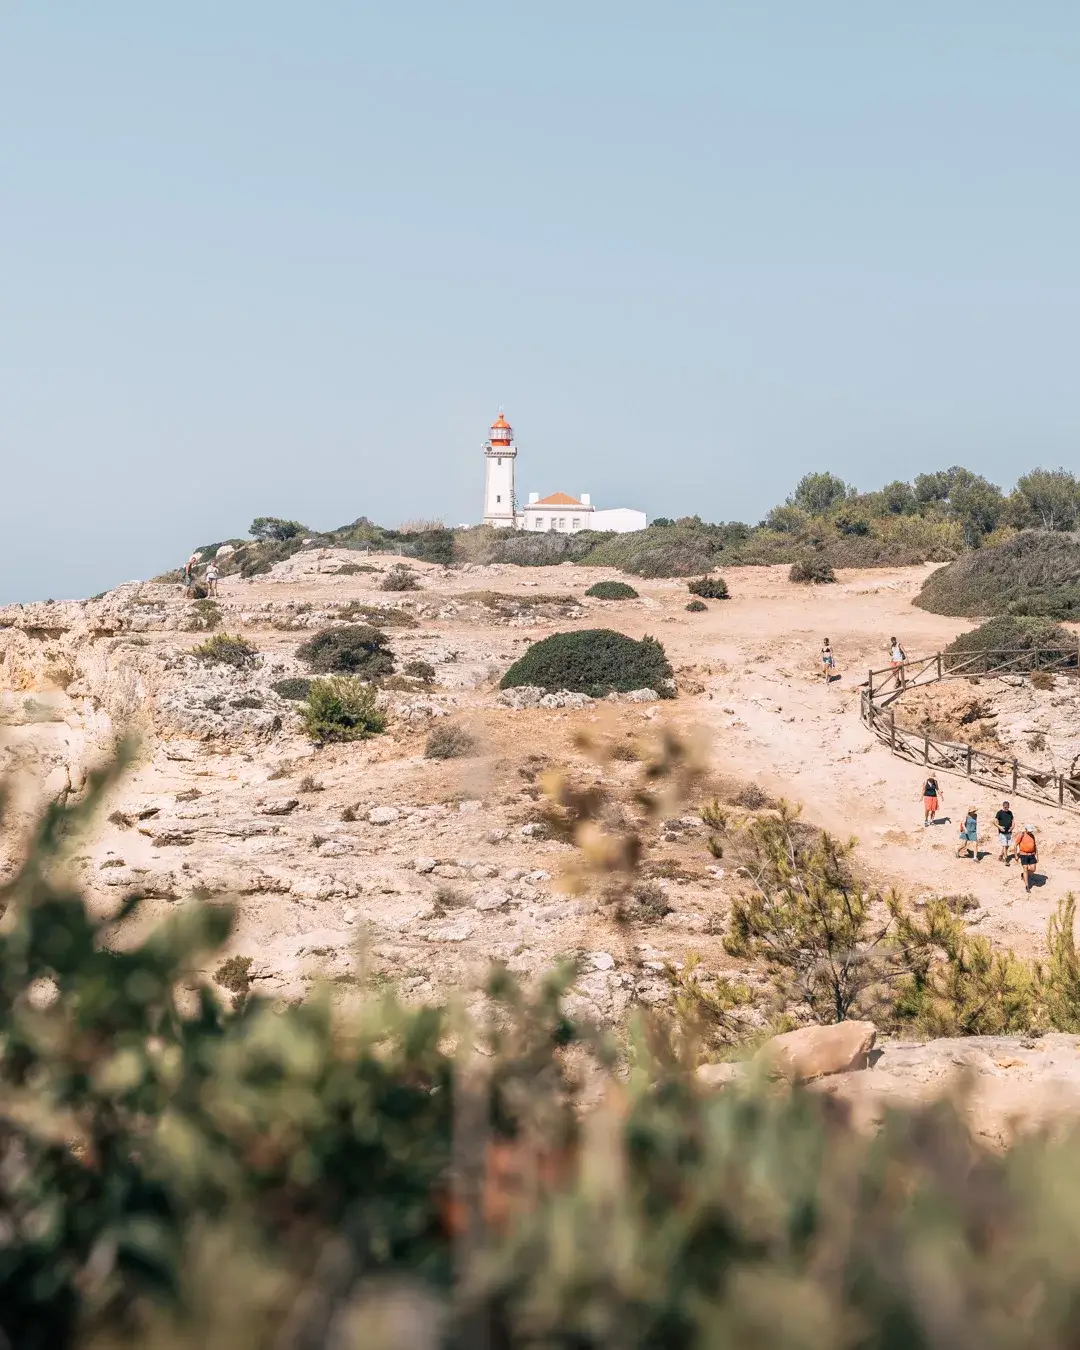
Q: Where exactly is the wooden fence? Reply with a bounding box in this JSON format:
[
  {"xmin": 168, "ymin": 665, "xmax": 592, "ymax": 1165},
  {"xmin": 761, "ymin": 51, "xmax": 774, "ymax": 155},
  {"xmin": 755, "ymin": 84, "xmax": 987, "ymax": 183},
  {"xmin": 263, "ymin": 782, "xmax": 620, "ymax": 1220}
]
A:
[{"xmin": 860, "ymin": 647, "xmax": 1080, "ymax": 813}]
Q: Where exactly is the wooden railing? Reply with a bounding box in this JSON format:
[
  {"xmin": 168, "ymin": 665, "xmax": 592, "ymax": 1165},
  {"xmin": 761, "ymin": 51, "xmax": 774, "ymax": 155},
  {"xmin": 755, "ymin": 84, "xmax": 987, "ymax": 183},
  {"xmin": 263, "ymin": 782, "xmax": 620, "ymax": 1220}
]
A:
[{"xmin": 860, "ymin": 647, "xmax": 1080, "ymax": 813}]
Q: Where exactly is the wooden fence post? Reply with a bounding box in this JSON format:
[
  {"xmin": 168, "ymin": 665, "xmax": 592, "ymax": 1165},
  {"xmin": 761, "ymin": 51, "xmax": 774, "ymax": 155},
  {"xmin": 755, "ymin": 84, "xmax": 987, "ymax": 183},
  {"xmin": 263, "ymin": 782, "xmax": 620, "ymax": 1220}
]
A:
[
  {"xmin": 966, "ymin": 745, "xmax": 973, "ymax": 776},
  {"xmin": 937, "ymin": 652, "xmax": 942, "ymax": 680},
  {"xmin": 924, "ymin": 732, "xmax": 929, "ymax": 764},
  {"xmin": 1060, "ymin": 774, "xmax": 1065, "ymax": 806},
  {"xmin": 890, "ymin": 711, "xmax": 896, "ymax": 753},
  {"xmin": 868, "ymin": 668, "xmax": 874, "ymax": 701},
  {"xmin": 1012, "ymin": 760, "xmax": 1018, "ymax": 792}
]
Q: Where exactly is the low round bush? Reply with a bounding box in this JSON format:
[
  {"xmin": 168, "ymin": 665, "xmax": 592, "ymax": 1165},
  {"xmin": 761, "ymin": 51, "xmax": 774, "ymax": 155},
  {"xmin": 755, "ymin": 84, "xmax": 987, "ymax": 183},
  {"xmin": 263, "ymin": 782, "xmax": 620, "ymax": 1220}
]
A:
[
  {"xmin": 789, "ymin": 556, "xmax": 837, "ymax": 584},
  {"xmin": 500, "ymin": 629, "xmax": 675, "ymax": 698},
  {"xmin": 191, "ymin": 633, "xmax": 258, "ymax": 668},
  {"xmin": 686, "ymin": 599, "xmax": 707, "ymax": 612},
  {"xmin": 302, "ymin": 677, "xmax": 386, "ymax": 744},
  {"xmin": 271, "ymin": 677, "xmax": 312, "ymax": 701},
  {"xmin": 404, "ymin": 659, "xmax": 436, "ymax": 681},
  {"xmin": 687, "ymin": 575, "xmax": 729, "ymax": 600},
  {"xmin": 296, "ymin": 624, "xmax": 395, "ymax": 677},
  {"xmin": 380, "ymin": 564, "xmax": 421, "ymax": 592},
  {"xmin": 585, "ymin": 580, "xmax": 639, "ymax": 600},
  {"xmin": 425, "ymin": 724, "xmax": 477, "ymax": 759}
]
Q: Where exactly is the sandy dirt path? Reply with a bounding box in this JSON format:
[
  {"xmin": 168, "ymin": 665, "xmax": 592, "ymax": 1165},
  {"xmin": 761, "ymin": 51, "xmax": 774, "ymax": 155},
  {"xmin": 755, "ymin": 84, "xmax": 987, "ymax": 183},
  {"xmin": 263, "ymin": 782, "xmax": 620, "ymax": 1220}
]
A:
[{"xmin": 649, "ymin": 564, "xmax": 1080, "ymax": 958}]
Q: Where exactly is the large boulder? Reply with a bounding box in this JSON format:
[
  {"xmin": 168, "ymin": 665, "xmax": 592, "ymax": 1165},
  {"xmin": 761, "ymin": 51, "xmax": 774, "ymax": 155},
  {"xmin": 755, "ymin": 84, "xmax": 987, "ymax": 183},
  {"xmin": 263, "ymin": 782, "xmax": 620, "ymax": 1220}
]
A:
[{"xmin": 756, "ymin": 1021, "xmax": 877, "ymax": 1082}]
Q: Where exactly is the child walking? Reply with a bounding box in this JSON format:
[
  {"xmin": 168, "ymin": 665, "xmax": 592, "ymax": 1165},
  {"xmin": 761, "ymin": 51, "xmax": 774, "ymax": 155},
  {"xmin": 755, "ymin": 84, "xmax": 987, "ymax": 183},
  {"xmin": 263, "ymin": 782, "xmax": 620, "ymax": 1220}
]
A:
[{"xmin": 957, "ymin": 806, "xmax": 979, "ymax": 860}]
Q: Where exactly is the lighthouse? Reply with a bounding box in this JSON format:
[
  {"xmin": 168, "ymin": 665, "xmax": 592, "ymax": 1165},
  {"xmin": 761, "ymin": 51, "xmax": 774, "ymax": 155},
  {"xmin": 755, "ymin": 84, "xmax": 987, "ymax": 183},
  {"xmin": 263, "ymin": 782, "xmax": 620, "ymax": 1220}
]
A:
[{"xmin": 482, "ymin": 410, "xmax": 518, "ymax": 528}]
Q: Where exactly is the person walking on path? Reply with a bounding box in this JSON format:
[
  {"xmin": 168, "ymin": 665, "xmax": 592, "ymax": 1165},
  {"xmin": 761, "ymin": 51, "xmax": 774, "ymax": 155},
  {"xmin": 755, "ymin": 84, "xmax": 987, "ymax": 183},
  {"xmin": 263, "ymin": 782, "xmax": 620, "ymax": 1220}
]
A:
[
  {"xmin": 957, "ymin": 806, "xmax": 979, "ymax": 860},
  {"xmin": 890, "ymin": 637, "xmax": 906, "ymax": 690},
  {"xmin": 821, "ymin": 638, "xmax": 836, "ymax": 684},
  {"xmin": 922, "ymin": 775, "xmax": 943, "ymax": 826},
  {"xmin": 1015, "ymin": 825, "xmax": 1039, "ymax": 891},
  {"xmin": 183, "ymin": 552, "xmax": 200, "ymax": 593},
  {"xmin": 205, "ymin": 562, "xmax": 220, "ymax": 597},
  {"xmin": 995, "ymin": 800, "xmax": 1014, "ymax": 864}
]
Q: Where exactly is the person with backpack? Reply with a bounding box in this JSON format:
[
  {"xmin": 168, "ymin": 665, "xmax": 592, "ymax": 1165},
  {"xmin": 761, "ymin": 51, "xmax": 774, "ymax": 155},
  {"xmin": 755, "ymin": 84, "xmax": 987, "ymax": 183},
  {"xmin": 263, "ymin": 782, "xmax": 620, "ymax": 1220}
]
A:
[
  {"xmin": 956, "ymin": 806, "xmax": 979, "ymax": 860},
  {"xmin": 995, "ymin": 800, "xmax": 1014, "ymax": 864},
  {"xmin": 1015, "ymin": 825, "xmax": 1038, "ymax": 891},
  {"xmin": 921, "ymin": 775, "xmax": 943, "ymax": 826}
]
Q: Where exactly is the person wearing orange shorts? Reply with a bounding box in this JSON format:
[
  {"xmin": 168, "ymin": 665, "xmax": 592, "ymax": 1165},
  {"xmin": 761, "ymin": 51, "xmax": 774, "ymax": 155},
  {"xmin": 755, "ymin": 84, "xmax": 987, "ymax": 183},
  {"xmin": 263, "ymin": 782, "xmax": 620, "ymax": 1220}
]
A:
[{"xmin": 921, "ymin": 775, "xmax": 942, "ymax": 826}]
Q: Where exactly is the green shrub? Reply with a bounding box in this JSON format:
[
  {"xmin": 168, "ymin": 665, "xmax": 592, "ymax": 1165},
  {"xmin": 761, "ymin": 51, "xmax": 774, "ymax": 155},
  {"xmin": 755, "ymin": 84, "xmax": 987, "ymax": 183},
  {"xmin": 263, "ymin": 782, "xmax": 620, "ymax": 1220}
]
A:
[
  {"xmin": 686, "ymin": 598, "xmax": 707, "ymax": 612},
  {"xmin": 380, "ymin": 563, "xmax": 421, "ymax": 592},
  {"xmin": 296, "ymin": 624, "xmax": 394, "ymax": 677},
  {"xmin": 687, "ymin": 574, "xmax": 729, "ymax": 599},
  {"xmin": 301, "ymin": 676, "xmax": 386, "ymax": 743},
  {"xmin": 915, "ymin": 530, "xmax": 1080, "ymax": 617},
  {"xmin": 584, "ymin": 524, "xmax": 723, "ymax": 577},
  {"xmin": 191, "ymin": 632, "xmax": 258, "ymax": 667},
  {"xmin": 271, "ymin": 676, "xmax": 312, "ymax": 701},
  {"xmin": 424, "ymin": 723, "xmax": 477, "ymax": 759},
  {"xmin": 585, "ymin": 580, "xmax": 639, "ymax": 600},
  {"xmin": 399, "ymin": 525, "xmax": 455, "ymax": 564},
  {"xmin": 214, "ymin": 954, "xmax": 253, "ymax": 995},
  {"xmin": 789, "ymin": 555, "xmax": 837, "ymax": 584},
  {"xmin": 500, "ymin": 629, "xmax": 675, "ymax": 698},
  {"xmin": 185, "ymin": 596, "xmax": 222, "ymax": 629},
  {"xmin": 249, "ymin": 516, "xmax": 307, "ymax": 542},
  {"xmin": 943, "ymin": 615, "xmax": 1077, "ymax": 669},
  {"xmin": 404, "ymin": 659, "xmax": 436, "ymax": 681},
  {"xmin": 238, "ymin": 536, "xmax": 307, "ymax": 578}
]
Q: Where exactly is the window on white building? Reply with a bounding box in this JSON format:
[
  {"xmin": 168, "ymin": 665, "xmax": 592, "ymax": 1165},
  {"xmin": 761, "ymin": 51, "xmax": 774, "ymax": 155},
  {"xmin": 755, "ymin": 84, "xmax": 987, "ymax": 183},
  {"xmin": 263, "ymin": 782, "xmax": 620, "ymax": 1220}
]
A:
[
  {"xmin": 535, "ymin": 517, "xmax": 544, "ymax": 529},
  {"xmin": 496, "ymin": 495, "xmax": 501, "ymax": 503},
  {"xmin": 558, "ymin": 517, "xmax": 566, "ymax": 529},
  {"xmin": 571, "ymin": 518, "xmax": 580, "ymax": 529}
]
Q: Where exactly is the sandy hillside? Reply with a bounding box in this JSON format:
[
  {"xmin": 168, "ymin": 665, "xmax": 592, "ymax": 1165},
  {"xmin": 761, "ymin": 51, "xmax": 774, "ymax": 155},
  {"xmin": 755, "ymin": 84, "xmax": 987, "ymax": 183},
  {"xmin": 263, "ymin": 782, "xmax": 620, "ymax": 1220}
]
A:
[{"xmin": 2, "ymin": 551, "xmax": 1078, "ymax": 1020}]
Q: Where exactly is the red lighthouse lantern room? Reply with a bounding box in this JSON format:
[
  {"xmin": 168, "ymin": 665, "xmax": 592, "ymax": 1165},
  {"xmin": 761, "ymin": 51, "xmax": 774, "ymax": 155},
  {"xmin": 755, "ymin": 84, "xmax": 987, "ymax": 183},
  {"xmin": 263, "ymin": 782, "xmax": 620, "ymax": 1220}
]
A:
[{"xmin": 489, "ymin": 411, "xmax": 512, "ymax": 447}]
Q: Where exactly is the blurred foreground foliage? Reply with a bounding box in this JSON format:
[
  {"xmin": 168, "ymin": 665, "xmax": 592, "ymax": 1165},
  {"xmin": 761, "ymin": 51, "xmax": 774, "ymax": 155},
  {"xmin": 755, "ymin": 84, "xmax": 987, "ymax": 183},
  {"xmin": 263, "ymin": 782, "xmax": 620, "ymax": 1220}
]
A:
[{"xmin": 8, "ymin": 763, "xmax": 1080, "ymax": 1348}]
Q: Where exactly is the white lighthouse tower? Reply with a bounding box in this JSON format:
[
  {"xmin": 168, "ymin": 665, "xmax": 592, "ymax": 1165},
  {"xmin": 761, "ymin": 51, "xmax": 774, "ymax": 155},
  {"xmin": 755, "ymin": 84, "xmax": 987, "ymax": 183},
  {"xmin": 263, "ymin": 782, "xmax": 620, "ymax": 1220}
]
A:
[{"xmin": 482, "ymin": 410, "xmax": 518, "ymax": 528}]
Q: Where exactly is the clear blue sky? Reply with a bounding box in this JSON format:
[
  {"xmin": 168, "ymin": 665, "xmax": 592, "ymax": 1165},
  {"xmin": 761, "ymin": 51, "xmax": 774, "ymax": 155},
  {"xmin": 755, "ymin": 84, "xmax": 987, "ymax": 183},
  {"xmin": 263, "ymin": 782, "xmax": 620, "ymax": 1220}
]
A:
[{"xmin": 3, "ymin": 3, "xmax": 1079, "ymax": 602}]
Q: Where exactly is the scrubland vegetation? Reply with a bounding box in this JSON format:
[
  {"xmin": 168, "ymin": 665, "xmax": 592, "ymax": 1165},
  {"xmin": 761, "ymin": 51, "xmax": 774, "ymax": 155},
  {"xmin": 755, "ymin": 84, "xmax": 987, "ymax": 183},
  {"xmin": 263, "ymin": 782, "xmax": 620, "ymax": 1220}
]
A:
[
  {"xmin": 916, "ymin": 530, "xmax": 1080, "ymax": 618},
  {"xmin": 178, "ymin": 465, "xmax": 1080, "ymax": 587},
  {"xmin": 13, "ymin": 757, "xmax": 1080, "ymax": 1347}
]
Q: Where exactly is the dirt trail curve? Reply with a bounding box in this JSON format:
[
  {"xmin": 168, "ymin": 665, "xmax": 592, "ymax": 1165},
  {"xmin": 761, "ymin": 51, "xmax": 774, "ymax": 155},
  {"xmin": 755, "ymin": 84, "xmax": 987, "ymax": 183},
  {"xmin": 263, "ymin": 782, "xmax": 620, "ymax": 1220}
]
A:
[{"xmin": 670, "ymin": 564, "xmax": 1080, "ymax": 958}]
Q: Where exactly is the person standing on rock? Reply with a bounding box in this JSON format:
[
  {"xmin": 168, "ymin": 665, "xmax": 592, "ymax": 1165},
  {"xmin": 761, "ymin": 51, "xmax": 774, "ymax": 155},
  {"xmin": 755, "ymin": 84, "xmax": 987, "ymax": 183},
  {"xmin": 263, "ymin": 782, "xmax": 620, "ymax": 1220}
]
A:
[
  {"xmin": 1015, "ymin": 825, "xmax": 1038, "ymax": 891},
  {"xmin": 821, "ymin": 638, "xmax": 836, "ymax": 684},
  {"xmin": 995, "ymin": 800, "xmax": 1014, "ymax": 864},
  {"xmin": 922, "ymin": 775, "xmax": 942, "ymax": 826},
  {"xmin": 205, "ymin": 562, "xmax": 220, "ymax": 597},
  {"xmin": 184, "ymin": 552, "xmax": 200, "ymax": 592},
  {"xmin": 957, "ymin": 806, "xmax": 979, "ymax": 860}
]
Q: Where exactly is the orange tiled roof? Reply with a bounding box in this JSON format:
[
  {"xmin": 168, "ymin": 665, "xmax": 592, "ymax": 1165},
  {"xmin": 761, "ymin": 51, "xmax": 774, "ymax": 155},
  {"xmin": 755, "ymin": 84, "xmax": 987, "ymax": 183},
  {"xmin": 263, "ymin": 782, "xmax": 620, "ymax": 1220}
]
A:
[{"xmin": 531, "ymin": 492, "xmax": 592, "ymax": 508}]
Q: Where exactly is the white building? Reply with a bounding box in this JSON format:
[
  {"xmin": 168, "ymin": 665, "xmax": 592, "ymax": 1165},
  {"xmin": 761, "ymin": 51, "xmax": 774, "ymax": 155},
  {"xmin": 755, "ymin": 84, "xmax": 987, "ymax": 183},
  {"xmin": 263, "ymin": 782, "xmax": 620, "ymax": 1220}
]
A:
[{"xmin": 480, "ymin": 410, "xmax": 646, "ymax": 534}]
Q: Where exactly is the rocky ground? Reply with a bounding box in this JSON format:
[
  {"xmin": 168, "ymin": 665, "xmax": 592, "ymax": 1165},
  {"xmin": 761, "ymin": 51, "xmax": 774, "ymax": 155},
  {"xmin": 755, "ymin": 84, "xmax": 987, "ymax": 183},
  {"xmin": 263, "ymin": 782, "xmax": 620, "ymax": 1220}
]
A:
[
  {"xmin": 896, "ymin": 673, "xmax": 1080, "ymax": 774},
  {"xmin": 3, "ymin": 548, "xmax": 1080, "ymax": 1051}
]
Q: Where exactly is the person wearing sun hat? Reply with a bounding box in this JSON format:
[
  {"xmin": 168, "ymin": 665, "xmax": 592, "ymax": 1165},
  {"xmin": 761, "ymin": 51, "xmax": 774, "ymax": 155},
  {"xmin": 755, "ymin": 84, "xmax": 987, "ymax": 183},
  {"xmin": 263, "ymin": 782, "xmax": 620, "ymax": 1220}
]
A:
[{"xmin": 956, "ymin": 805, "xmax": 979, "ymax": 860}]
